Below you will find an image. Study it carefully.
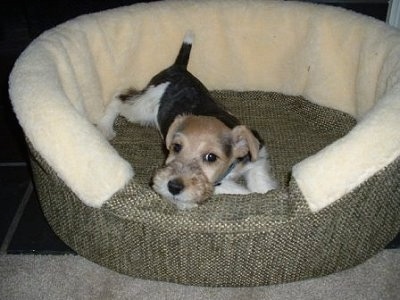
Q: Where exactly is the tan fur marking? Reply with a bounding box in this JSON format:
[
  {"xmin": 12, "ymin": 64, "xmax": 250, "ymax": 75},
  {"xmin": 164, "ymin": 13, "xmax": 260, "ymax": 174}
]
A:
[
  {"xmin": 153, "ymin": 115, "xmax": 270, "ymax": 208},
  {"xmin": 231, "ymin": 125, "xmax": 260, "ymax": 161},
  {"xmin": 165, "ymin": 115, "xmax": 237, "ymax": 183}
]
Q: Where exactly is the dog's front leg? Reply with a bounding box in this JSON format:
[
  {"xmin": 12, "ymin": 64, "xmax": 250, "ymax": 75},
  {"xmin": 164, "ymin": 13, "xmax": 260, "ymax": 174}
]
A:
[
  {"xmin": 245, "ymin": 147, "xmax": 278, "ymax": 193},
  {"xmin": 214, "ymin": 180, "xmax": 250, "ymax": 195}
]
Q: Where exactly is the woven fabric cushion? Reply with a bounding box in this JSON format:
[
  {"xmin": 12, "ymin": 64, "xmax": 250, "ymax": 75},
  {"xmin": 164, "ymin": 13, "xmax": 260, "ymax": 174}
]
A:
[
  {"xmin": 31, "ymin": 91, "xmax": 400, "ymax": 286},
  {"xmin": 112, "ymin": 91, "xmax": 356, "ymax": 208}
]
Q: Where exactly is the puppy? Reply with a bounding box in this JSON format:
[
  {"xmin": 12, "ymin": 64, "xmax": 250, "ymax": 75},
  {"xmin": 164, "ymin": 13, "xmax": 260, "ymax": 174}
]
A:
[{"xmin": 98, "ymin": 32, "xmax": 277, "ymax": 209}]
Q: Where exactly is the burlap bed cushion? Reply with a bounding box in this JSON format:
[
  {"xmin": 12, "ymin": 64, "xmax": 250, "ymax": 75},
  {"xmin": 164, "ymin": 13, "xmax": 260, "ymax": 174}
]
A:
[{"xmin": 31, "ymin": 91, "xmax": 400, "ymax": 286}]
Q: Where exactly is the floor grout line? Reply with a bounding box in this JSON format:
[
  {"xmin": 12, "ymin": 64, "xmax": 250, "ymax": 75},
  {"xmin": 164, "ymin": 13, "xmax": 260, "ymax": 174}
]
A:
[
  {"xmin": 0, "ymin": 162, "xmax": 28, "ymax": 167},
  {"xmin": 0, "ymin": 181, "xmax": 33, "ymax": 254}
]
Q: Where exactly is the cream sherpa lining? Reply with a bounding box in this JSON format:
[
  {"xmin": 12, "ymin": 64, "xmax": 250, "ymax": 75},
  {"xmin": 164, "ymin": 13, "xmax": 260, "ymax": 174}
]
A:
[{"xmin": 9, "ymin": 0, "xmax": 400, "ymax": 210}]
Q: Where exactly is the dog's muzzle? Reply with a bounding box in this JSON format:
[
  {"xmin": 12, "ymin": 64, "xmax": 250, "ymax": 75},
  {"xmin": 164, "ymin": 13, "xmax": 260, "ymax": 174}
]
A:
[
  {"xmin": 152, "ymin": 160, "xmax": 214, "ymax": 209},
  {"xmin": 167, "ymin": 178, "xmax": 185, "ymax": 195}
]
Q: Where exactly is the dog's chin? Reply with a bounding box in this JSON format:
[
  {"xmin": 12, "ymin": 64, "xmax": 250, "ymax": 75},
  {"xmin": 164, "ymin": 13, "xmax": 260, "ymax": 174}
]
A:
[
  {"xmin": 151, "ymin": 163, "xmax": 214, "ymax": 210},
  {"xmin": 161, "ymin": 194, "xmax": 201, "ymax": 210},
  {"xmin": 152, "ymin": 177, "xmax": 213, "ymax": 210}
]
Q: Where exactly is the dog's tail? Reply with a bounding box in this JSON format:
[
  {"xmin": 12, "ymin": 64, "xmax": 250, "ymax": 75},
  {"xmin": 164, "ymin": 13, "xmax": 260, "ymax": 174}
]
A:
[{"xmin": 174, "ymin": 31, "xmax": 194, "ymax": 68}]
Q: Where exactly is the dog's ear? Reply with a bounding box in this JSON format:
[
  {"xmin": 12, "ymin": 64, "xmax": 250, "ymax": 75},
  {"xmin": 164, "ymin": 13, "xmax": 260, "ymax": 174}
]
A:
[
  {"xmin": 165, "ymin": 115, "xmax": 187, "ymax": 148},
  {"xmin": 231, "ymin": 125, "xmax": 260, "ymax": 161}
]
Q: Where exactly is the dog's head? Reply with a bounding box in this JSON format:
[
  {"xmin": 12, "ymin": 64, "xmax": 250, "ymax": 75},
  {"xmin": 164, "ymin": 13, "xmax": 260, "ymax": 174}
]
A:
[{"xmin": 152, "ymin": 115, "xmax": 260, "ymax": 209}]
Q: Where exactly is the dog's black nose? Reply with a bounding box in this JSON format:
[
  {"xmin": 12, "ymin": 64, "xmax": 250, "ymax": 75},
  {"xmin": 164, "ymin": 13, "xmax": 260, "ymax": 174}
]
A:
[{"xmin": 168, "ymin": 179, "xmax": 184, "ymax": 195}]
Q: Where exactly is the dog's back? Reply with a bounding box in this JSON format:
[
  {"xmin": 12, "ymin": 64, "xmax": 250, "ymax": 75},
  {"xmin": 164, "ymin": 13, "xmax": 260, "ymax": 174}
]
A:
[{"xmin": 153, "ymin": 32, "xmax": 240, "ymax": 139}]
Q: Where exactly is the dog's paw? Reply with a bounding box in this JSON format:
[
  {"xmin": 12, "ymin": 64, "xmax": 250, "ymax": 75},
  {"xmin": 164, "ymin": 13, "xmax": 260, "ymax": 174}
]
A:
[
  {"xmin": 215, "ymin": 181, "xmax": 250, "ymax": 195},
  {"xmin": 97, "ymin": 124, "xmax": 116, "ymax": 140},
  {"xmin": 245, "ymin": 162, "xmax": 278, "ymax": 193},
  {"xmin": 96, "ymin": 98, "xmax": 122, "ymax": 140},
  {"xmin": 247, "ymin": 177, "xmax": 278, "ymax": 193},
  {"xmin": 245, "ymin": 147, "xmax": 278, "ymax": 193},
  {"xmin": 246, "ymin": 168, "xmax": 278, "ymax": 193}
]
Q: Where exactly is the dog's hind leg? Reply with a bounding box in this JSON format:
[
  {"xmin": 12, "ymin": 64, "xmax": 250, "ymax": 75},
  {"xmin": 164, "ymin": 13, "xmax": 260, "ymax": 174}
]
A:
[
  {"xmin": 120, "ymin": 82, "xmax": 170, "ymax": 128},
  {"xmin": 97, "ymin": 82, "xmax": 170, "ymax": 140},
  {"xmin": 97, "ymin": 97, "xmax": 122, "ymax": 140}
]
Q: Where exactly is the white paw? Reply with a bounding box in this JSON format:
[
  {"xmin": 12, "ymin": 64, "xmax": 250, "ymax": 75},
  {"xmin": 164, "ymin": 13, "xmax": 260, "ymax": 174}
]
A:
[
  {"xmin": 247, "ymin": 177, "xmax": 278, "ymax": 193},
  {"xmin": 97, "ymin": 125, "xmax": 116, "ymax": 140},
  {"xmin": 215, "ymin": 181, "xmax": 250, "ymax": 195},
  {"xmin": 97, "ymin": 122, "xmax": 116, "ymax": 141},
  {"xmin": 96, "ymin": 98, "xmax": 122, "ymax": 140},
  {"xmin": 245, "ymin": 148, "xmax": 278, "ymax": 193}
]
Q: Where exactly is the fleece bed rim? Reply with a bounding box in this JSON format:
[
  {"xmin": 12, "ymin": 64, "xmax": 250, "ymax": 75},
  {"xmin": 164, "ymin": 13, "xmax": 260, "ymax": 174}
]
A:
[{"xmin": 8, "ymin": 0, "xmax": 400, "ymax": 211}]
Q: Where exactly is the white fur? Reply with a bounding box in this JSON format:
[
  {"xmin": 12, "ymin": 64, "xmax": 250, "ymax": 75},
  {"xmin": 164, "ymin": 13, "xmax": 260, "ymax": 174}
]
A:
[
  {"xmin": 120, "ymin": 83, "xmax": 170, "ymax": 128},
  {"xmin": 244, "ymin": 147, "xmax": 278, "ymax": 193},
  {"xmin": 215, "ymin": 181, "xmax": 250, "ymax": 195},
  {"xmin": 216, "ymin": 146, "xmax": 277, "ymax": 195},
  {"xmin": 97, "ymin": 98, "xmax": 121, "ymax": 140},
  {"xmin": 183, "ymin": 31, "xmax": 195, "ymax": 44},
  {"xmin": 97, "ymin": 82, "xmax": 170, "ymax": 140}
]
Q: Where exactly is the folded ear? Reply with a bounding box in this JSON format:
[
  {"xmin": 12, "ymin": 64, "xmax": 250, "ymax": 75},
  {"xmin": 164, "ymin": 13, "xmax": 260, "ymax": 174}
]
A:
[
  {"xmin": 165, "ymin": 115, "xmax": 188, "ymax": 147},
  {"xmin": 231, "ymin": 125, "xmax": 260, "ymax": 161}
]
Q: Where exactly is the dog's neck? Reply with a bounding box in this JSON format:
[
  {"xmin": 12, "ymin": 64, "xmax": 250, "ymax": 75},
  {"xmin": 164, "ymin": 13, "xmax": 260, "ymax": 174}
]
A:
[
  {"xmin": 213, "ymin": 153, "xmax": 251, "ymax": 186},
  {"xmin": 213, "ymin": 161, "xmax": 237, "ymax": 187}
]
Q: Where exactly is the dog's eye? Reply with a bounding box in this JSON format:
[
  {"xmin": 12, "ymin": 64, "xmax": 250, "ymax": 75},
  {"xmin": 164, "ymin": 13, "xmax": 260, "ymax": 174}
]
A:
[
  {"xmin": 172, "ymin": 143, "xmax": 182, "ymax": 153},
  {"xmin": 204, "ymin": 153, "xmax": 217, "ymax": 163}
]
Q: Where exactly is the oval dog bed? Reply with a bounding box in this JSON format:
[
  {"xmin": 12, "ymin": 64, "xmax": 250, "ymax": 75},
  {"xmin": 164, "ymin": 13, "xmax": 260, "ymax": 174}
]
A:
[{"xmin": 9, "ymin": 0, "xmax": 400, "ymax": 286}]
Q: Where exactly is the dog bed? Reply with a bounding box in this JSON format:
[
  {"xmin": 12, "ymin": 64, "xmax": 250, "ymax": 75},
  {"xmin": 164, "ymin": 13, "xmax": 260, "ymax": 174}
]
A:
[{"xmin": 9, "ymin": 0, "xmax": 400, "ymax": 286}]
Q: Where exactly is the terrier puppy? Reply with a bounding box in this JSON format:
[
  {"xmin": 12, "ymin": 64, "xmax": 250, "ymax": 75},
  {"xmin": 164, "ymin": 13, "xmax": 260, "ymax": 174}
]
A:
[{"xmin": 98, "ymin": 32, "xmax": 277, "ymax": 209}]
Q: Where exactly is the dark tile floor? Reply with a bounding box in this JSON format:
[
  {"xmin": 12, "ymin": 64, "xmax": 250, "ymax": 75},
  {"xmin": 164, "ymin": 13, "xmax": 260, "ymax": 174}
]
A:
[
  {"xmin": 0, "ymin": 23, "xmax": 75, "ymax": 253},
  {"xmin": 0, "ymin": 0, "xmax": 398, "ymax": 256},
  {"xmin": 0, "ymin": 96, "xmax": 74, "ymax": 254}
]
